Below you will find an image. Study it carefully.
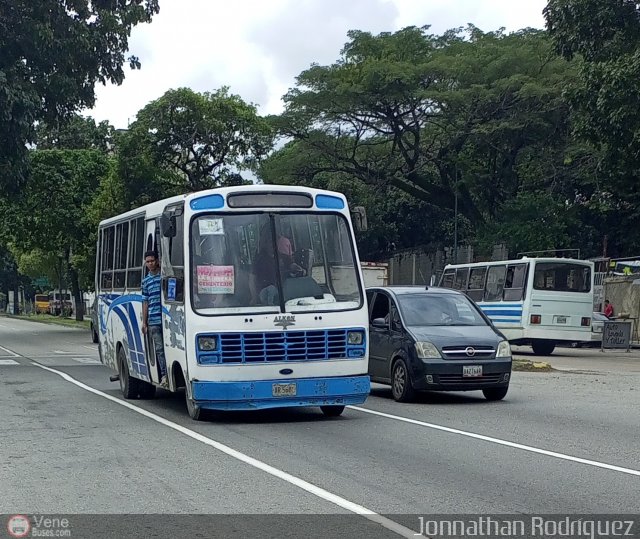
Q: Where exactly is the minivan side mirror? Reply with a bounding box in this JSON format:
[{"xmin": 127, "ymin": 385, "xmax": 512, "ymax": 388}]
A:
[
  {"xmin": 372, "ymin": 317, "xmax": 387, "ymax": 328},
  {"xmin": 351, "ymin": 206, "xmax": 368, "ymax": 232}
]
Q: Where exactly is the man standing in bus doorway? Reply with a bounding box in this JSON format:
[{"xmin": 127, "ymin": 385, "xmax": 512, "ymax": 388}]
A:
[
  {"xmin": 142, "ymin": 250, "xmax": 168, "ymax": 388},
  {"xmin": 604, "ymin": 299, "xmax": 614, "ymax": 318}
]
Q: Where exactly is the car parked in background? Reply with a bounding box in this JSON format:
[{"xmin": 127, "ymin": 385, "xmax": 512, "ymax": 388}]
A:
[{"xmin": 366, "ymin": 286, "xmax": 512, "ymax": 402}]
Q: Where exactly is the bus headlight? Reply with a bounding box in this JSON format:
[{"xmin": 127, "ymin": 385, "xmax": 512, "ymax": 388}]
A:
[
  {"xmin": 496, "ymin": 340, "xmax": 511, "ymax": 358},
  {"xmin": 198, "ymin": 336, "xmax": 218, "ymax": 351},
  {"xmin": 347, "ymin": 331, "xmax": 364, "ymax": 345},
  {"xmin": 415, "ymin": 341, "xmax": 441, "ymax": 359}
]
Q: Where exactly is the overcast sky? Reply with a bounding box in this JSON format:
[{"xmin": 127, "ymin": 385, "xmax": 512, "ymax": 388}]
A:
[{"xmin": 89, "ymin": 0, "xmax": 548, "ymax": 129}]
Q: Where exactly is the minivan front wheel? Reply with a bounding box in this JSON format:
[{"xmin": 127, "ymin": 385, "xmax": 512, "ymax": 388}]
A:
[
  {"xmin": 483, "ymin": 386, "xmax": 509, "ymax": 401},
  {"xmin": 391, "ymin": 359, "xmax": 416, "ymax": 402}
]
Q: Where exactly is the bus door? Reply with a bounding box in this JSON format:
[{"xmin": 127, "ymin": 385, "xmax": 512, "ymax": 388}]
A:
[
  {"xmin": 159, "ymin": 204, "xmax": 187, "ymax": 385},
  {"xmin": 143, "ymin": 218, "xmax": 162, "ymax": 385}
]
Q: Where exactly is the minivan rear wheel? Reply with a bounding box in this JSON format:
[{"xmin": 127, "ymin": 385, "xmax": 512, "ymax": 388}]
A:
[{"xmin": 391, "ymin": 359, "xmax": 416, "ymax": 402}]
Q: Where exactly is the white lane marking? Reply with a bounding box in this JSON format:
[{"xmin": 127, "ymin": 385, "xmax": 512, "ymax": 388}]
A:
[
  {"xmin": 31, "ymin": 363, "xmax": 421, "ymax": 539},
  {"xmin": 0, "ymin": 359, "xmax": 20, "ymax": 365},
  {"xmin": 348, "ymin": 406, "xmax": 640, "ymax": 477},
  {"xmin": 0, "ymin": 345, "xmax": 20, "ymax": 357},
  {"xmin": 82, "ymin": 345, "xmax": 97, "ymax": 351}
]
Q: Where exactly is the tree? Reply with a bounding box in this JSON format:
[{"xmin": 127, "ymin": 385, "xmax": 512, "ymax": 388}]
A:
[
  {"xmin": 9, "ymin": 150, "xmax": 111, "ymax": 320},
  {"xmin": 274, "ymin": 25, "xmax": 587, "ymax": 253},
  {"xmin": 544, "ymin": 0, "xmax": 640, "ymax": 253},
  {"xmin": 0, "ymin": 0, "xmax": 159, "ymax": 192},
  {"xmin": 122, "ymin": 87, "xmax": 273, "ymax": 194},
  {"xmin": 35, "ymin": 115, "xmax": 116, "ymax": 152}
]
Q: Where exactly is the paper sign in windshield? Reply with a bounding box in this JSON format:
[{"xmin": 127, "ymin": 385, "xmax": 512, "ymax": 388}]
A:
[
  {"xmin": 199, "ymin": 218, "xmax": 224, "ymax": 235},
  {"xmin": 197, "ymin": 265, "xmax": 234, "ymax": 294}
]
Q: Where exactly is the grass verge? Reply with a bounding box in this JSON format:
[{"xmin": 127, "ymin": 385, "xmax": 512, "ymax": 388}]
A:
[
  {"xmin": 512, "ymin": 358, "xmax": 554, "ymax": 372},
  {"xmin": 2, "ymin": 313, "xmax": 90, "ymax": 330}
]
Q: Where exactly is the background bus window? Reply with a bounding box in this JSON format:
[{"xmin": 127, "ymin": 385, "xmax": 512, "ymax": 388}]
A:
[
  {"xmin": 441, "ymin": 270, "xmax": 454, "ymax": 288},
  {"xmin": 533, "ymin": 263, "xmax": 591, "ymax": 293},
  {"xmin": 484, "ymin": 265, "xmax": 506, "ymax": 302},
  {"xmin": 503, "ymin": 264, "xmax": 527, "ymax": 301},
  {"xmin": 454, "ymin": 268, "xmax": 469, "ymax": 290},
  {"xmin": 466, "ymin": 266, "xmax": 487, "ymax": 301}
]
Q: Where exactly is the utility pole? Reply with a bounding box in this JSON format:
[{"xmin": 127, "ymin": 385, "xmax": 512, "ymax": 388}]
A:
[{"xmin": 453, "ymin": 165, "xmax": 458, "ymax": 264}]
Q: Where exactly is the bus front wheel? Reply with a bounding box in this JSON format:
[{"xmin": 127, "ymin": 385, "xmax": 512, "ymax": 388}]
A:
[
  {"xmin": 320, "ymin": 405, "xmax": 345, "ymax": 417},
  {"xmin": 531, "ymin": 340, "xmax": 555, "ymax": 356},
  {"xmin": 185, "ymin": 386, "xmax": 204, "ymax": 421}
]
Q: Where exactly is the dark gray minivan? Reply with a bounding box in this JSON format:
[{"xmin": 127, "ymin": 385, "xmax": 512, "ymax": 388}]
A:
[{"xmin": 366, "ymin": 286, "xmax": 512, "ymax": 402}]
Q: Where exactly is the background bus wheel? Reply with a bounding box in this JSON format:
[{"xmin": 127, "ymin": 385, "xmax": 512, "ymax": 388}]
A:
[
  {"xmin": 118, "ymin": 347, "xmax": 140, "ymax": 399},
  {"xmin": 531, "ymin": 340, "xmax": 555, "ymax": 356},
  {"xmin": 483, "ymin": 387, "xmax": 509, "ymax": 401},
  {"xmin": 391, "ymin": 359, "xmax": 416, "ymax": 402},
  {"xmin": 320, "ymin": 405, "xmax": 345, "ymax": 417},
  {"xmin": 185, "ymin": 388, "xmax": 203, "ymax": 421},
  {"xmin": 91, "ymin": 324, "xmax": 99, "ymax": 344}
]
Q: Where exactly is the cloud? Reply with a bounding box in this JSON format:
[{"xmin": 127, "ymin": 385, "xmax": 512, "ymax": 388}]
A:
[{"xmin": 87, "ymin": 0, "xmax": 548, "ymax": 129}]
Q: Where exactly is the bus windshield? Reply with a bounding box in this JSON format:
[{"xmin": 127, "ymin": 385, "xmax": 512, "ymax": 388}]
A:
[
  {"xmin": 533, "ymin": 262, "xmax": 591, "ymax": 293},
  {"xmin": 190, "ymin": 212, "xmax": 362, "ymax": 315}
]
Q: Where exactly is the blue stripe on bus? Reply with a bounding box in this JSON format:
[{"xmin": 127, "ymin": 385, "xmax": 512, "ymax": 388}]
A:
[
  {"xmin": 481, "ymin": 310, "xmax": 522, "ymax": 317},
  {"xmin": 489, "ymin": 318, "xmax": 522, "ymax": 323},
  {"xmin": 477, "ymin": 303, "xmax": 523, "ymax": 308}
]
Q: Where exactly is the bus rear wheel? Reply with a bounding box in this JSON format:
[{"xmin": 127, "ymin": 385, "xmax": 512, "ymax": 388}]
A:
[
  {"xmin": 320, "ymin": 405, "xmax": 345, "ymax": 417},
  {"xmin": 531, "ymin": 340, "xmax": 555, "ymax": 356},
  {"xmin": 118, "ymin": 347, "xmax": 140, "ymax": 399}
]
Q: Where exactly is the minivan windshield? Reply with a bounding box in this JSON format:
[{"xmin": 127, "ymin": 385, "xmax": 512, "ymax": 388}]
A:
[{"xmin": 397, "ymin": 293, "xmax": 487, "ymax": 326}]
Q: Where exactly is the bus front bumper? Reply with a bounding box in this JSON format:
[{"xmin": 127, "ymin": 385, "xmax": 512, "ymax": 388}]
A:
[{"xmin": 191, "ymin": 375, "xmax": 371, "ymax": 411}]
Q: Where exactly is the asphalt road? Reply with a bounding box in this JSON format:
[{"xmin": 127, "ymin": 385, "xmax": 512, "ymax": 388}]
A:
[{"xmin": 1, "ymin": 317, "xmax": 639, "ymax": 538}]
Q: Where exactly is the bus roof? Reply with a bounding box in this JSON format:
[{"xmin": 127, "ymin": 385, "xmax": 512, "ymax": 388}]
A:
[
  {"xmin": 443, "ymin": 257, "xmax": 594, "ymax": 270},
  {"xmin": 98, "ymin": 185, "xmax": 349, "ymax": 227}
]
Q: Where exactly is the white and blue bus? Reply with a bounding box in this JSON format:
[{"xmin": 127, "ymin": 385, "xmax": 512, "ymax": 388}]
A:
[
  {"xmin": 439, "ymin": 257, "xmax": 594, "ymax": 355},
  {"xmin": 95, "ymin": 185, "xmax": 370, "ymax": 419}
]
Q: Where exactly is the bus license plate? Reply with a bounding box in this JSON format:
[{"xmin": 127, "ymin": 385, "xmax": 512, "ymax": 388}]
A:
[
  {"xmin": 272, "ymin": 383, "xmax": 297, "ymax": 397},
  {"xmin": 555, "ymin": 315, "xmax": 567, "ymax": 324},
  {"xmin": 463, "ymin": 366, "xmax": 482, "ymax": 377}
]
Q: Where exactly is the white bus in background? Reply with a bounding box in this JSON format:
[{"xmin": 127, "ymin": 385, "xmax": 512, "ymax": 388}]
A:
[
  {"xmin": 96, "ymin": 185, "xmax": 371, "ymax": 420},
  {"xmin": 439, "ymin": 257, "xmax": 594, "ymax": 355}
]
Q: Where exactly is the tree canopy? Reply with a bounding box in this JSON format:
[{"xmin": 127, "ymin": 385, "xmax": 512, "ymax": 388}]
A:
[{"xmin": 0, "ymin": 0, "xmax": 159, "ymax": 192}]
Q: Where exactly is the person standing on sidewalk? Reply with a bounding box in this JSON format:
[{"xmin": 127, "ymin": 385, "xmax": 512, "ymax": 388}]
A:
[{"xmin": 142, "ymin": 250, "xmax": 168, "ymax": 387}]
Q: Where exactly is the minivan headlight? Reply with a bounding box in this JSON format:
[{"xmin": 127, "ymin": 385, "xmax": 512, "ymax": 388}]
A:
[
  {"xmin": 415, "ymin": 341, "xmax": 441, "ymax": 359},
  {"xmin": 496, "ymin": 340, "xmax": 511, "ymax": 358}
]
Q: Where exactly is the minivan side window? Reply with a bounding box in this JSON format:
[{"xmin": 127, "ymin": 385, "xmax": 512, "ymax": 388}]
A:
[
  {"xmin": 441, "ymin": 270, "xmax": 455, "ymax": 288},
  {"xmin": 484, "ymin": 265, "xmax": 506, "ymax": 302},
  {"xmin": 370, "ymin": 293, "xmax": 390, "ymax": 326}
]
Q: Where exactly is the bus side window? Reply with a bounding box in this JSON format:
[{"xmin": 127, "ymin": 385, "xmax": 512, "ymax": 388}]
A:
[
  {"xmin": 454, "ymin": 268, "xmax": 468, "ymax": 291},
  {"xmin": 466, "ymin": 266, "xmax": 487, "ymax": 302},
  {"xmin": 503, "ymin": 264, "xmax": 526, "ymax": 301},
  {"xmin": 484, "ymin": 265, "xmax": 506, "ymax": 302},
  {"xmin": 441, "ymin": 270, "xmax": 455, "ymax": 288}
]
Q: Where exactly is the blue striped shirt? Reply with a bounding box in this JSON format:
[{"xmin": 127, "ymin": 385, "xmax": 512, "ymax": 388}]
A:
[{"xmin": 142, "ymin": 272, "xmax": 162, "ymax": 326}]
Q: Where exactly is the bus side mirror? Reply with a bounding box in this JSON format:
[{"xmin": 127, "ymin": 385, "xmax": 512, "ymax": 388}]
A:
[
  {"xmin": 351, "ymin": 206, "xmax": 368, "ymax": 232},
  {"xmin": 160, "ymin": 213, "xmax": 176, "ymax": 238}
]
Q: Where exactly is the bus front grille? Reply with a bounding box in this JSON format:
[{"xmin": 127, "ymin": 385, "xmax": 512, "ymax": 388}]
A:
[{"xmin": 218, "ymin": 330, "xmax": 349, "ymax": 363}]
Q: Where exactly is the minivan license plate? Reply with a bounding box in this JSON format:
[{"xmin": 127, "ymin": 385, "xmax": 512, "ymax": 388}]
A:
[
  {"xmin": 272, "ymin": 383, "xmax": 297, "ymax": 397},
  {"xmin": 555, "ymin": 315, "xmax": 567, "ymax": 324},
  {"xmin": 463, "ymin": 366, "xmax": 482, "ymax": 377}
]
